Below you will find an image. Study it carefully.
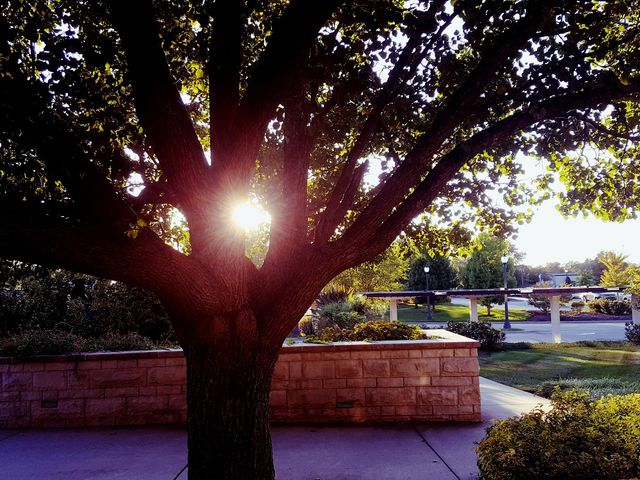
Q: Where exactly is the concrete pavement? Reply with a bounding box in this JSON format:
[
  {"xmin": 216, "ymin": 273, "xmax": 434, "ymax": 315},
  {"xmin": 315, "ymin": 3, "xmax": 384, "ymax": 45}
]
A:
[{"xmin": 0, "ymin": 378, "xmax": 549, "ymax": 480}]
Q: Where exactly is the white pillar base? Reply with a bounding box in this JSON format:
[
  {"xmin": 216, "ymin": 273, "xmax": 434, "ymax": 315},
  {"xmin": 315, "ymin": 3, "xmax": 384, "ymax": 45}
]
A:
[
  {"xmin": 469, "ymin": 297, "xmax": 478, "ymax": 322},
  {"xmin": 550, "ymin": 295, "xmax": 561, "ymax": 343},
  {"xmin": 632, "ymin": 294, "xmax": 640, "ymax": 325},
  {"xmin": 389, "ymin": 299, "xmax": 398, "ymax": 322}
]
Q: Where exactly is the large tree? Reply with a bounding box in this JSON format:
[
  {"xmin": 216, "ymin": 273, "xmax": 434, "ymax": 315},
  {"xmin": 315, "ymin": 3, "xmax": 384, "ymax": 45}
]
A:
[{"xmin": 2, "ymin": 1, "xmax": 640, "ymax": 478}]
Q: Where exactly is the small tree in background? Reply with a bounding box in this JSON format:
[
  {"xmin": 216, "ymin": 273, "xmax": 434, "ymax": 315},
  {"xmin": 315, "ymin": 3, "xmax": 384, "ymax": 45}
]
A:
[
  {"xmin": 599, "ymin": 251, "xmax": 631, "ymax": 287},
  {"xmin": 461, "ymin": 235, "xmax": 516, "ymax": 315},
  {"xmin": 407, "ymin": 254, "xmax": 454, "ymax": 309},
  {"xmin": 576, "ymin": 270, "xmax": 595, "ymax": 286}
]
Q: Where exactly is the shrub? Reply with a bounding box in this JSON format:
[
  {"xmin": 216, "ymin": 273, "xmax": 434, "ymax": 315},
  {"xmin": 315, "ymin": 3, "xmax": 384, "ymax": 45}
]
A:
[
  {"xmin": 349, "ymin": 320, "xmax": 426, "ymax": 341},
  {"xmin": 298, "ymin": 316, "xmax": 314, "ymax": 336},
  {"xmin": 477, "ymin": 390, "xmax": 640, "ymax": 480},
  {"xmin": 0, "ymin": 329, "xmax": 159, "ymax": 357},
  {"xmin": 446, "ymin": 321, "xmax": 504, "ymax": 350},
  {"xmin": 589, "ymin": 298, "xmax": 631, "ymax": 316},
  {"xmin": 535, "ymin": 377, "xmax": 640, "ymax": 400},
  {"xmin": 304, "ymin": 320, "xmax": 427, "ymax": 343},
  {"xmin": 86, "ymin": 331, "xmax": 156, "ymax": 352},
  {"xmin": 570, "ymin": 300, "xmax": 585, "ymax": 311},
  {"xmin": 0, "ymin": 329, "xmax": 87, "ymax": 357},
  {"xmin": 626, "ymin": 322, "xmax": 640, "ymax": 344}
]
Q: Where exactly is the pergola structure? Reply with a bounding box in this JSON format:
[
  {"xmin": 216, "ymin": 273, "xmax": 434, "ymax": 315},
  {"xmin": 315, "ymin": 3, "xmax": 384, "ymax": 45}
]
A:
[{"xmin": 361, "ymin": 286, "xmax": 639, "ymax": 343}]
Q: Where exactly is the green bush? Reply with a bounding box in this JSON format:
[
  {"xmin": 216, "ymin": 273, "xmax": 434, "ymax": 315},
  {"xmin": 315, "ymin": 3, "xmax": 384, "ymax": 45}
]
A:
[
  {"xmin": 0, "ymin": 329, "xmax": 87, "ymax": 357},
  {"xmin": 298, "ymin": 316, "xmax": 314, "ymax": 336},
  {"xmin": 477, "ymin": 390, "xmax": 640, "ymax": 480},
  {"xmin": 570, "ymin": 300, "xmax": 585, "ymax": 311},
  {"xmin": 446, "ymin": 321, "xmax": 504, "ymax": 350},
  {"xmin": 589, "ymin": 298, "xmax": 631, "ymax": 316},
  {"xmin": 304, "ymin": 320, "xmax": 427, "ymax": 343},
  {"xmin": 625, "ymin": 322, "xmax": 640, "ymax": 344},
  {"xmin": 535, "ymin": 377, "xmax": 640, "ymax": 400},
  {"xmin": 0, "ymin": 329, "xmax": 159, "ymax": 357}
]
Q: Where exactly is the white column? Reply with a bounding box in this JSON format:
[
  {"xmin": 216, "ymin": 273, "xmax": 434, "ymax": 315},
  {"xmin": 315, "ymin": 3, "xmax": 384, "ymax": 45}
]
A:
[
  {"xmin": 550, "ymin": 295, "xmax": 561, "ymax": 343},
  {"xmin": 469, "ymin": 297, "xmax": 479, "ymax": 322},
  {"xmin": 632, "ymin": 294, "xmax": 640, "ymax": 325},
  {"xmin": 389, "ymin": 299, "xmax": 398, "ymax": 321}
]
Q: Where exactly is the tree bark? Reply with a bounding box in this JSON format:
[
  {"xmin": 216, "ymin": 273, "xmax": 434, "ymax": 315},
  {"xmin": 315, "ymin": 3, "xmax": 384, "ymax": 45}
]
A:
[{"xmin": 184, "ymin": 340, "xmax": 279, "ymax": 480}]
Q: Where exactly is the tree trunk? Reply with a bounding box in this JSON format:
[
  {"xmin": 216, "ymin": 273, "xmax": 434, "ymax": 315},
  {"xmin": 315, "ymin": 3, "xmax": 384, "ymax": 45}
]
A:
[{"xmin": 184, "ymin": 342, "xmax": 279, "ymax": 480}]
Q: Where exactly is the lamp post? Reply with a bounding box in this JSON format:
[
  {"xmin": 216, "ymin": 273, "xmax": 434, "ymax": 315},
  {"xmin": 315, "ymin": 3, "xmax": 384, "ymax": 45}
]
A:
[
  {"xmin": 501, "ymin": 255, "xmax": 511, "ymax": 329},
  {"xmin": 423, "ymin": 265, "xmax": 432, "ymax": 321}
]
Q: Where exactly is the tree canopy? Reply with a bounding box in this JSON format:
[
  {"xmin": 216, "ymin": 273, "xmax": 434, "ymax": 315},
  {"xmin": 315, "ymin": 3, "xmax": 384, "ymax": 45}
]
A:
[{"xmin": 2, "ymin": 1, "xmax": 640, "ymax": 478}]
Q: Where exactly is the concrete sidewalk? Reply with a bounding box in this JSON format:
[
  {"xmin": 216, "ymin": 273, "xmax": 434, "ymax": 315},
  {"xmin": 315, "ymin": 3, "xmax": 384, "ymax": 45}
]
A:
[{"xmin": 0, "ymin": 378, "xmax": 549, "ymax": 480}]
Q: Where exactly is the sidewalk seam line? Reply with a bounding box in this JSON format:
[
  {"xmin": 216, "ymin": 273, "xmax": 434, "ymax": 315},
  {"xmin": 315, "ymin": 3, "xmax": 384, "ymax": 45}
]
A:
[
  {"xmin": 412, "ymin": 426, "xmax": 461, "ymax": 480},
  {"xmin": 171, "ymin": 463, "xmax": 188, "ymax": 480}
]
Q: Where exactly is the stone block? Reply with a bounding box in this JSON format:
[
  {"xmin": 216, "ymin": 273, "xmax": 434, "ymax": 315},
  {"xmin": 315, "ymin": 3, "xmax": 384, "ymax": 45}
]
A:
[
  {"xmin": 431, "ymin": 376, "xmax": 473, "ymax": 387},
  {"xmin": 33, "ymin": 371, "xmax": 67, "ymax": 390},
  {"xmin": 147, "ymin": 366, "xmax": 186, "ymax": 385},
  {"xmin": 138, "ymin": 358, "xmax": 166, "ymax": 368},
  {"xmin": 440, "ymin": 358, "xmax": 479, "ymax": 376},
  {"xmin": 362, "ymin": 359, "xmax": 390, "ymax": 378},
  {"xmin": 349, "ymin": 351, "xmax": 381, "ymax": 360},
  {"xmin": 390, "ymin": 358, "xmax": 439, "ymax": 377},
  {"xmin": 127, "ymin": 396, "xmax": 169, "ymax": 414},
  {"xmin": 422, "ymin": 349, "xmax": 454, "ymax": 358},
  {"xmin": 44, "ymin": 362, "xmax": 76, "ymax": 371},
  {"xmin": 288, "ymin": 361, "xmax": 303, "ymax": 379},
  {"xmin": 116, "ymin": 360, "xmax": 138, "ymax": 369},
  {"xmin": 334, "ymin": 360, "xmax": 362, "ymax": 378},
  {"xmin": 168, "ymin": 394, "xmax": 186, "ymax": 411},
  {"xmin": 323, "ymin": 378, "xmax": 346, "ymax": 389},
  {"xmin": 336, "ymin": 388, "xmax": 365, "ymax": 406},
  {"xmin": 380, "ymin": 350, "xmax": 408, "ymax": 359},
  {"xmin": 459, "ymin": 385, "xmax": 481, "ymax": 404},
  {"xmin": 417, "ymin": 387, "xmax": 458, "ymax": 406},
  {"xmin": 302, "ymin": 361, "xmax": 335, "ymax": 379},
  {"xmin": 321, "ymin": 351, "xmax": 351, "ymax": 360},
  {"xmin": 91, "ymin": 368, "xmax": 145, "ymax": 388},
  {"xmin": 287, "ymin": 389, "xmax": 336, "ymax": 408},
  {"xmin": 346, "ymin": 378, "xmax": 376, "ymax": 388},
  {"xmin": 86, "ymin": 398, "xmax": 126, "ymax": 416},
  {"xmin": 269, "ymin": 390, "xmax": 287, "ymax": 407},
  {"xmin": 403, "ymin": 377, "xmax": 431, "ymax": 387},
  {"xmin": 377, "ymin": 377, "xmax": 403, "ymax": 388},
  {"xmin": 365, "ymin": 387, "xmax": 416, "ymax": 406},
  {"xmin": 272, "ymin": 362, "xmax": 289, "ymax": 381},
  {"xmin": 2, "ymin": 372, "xmax": 32, "ymax": 391}
]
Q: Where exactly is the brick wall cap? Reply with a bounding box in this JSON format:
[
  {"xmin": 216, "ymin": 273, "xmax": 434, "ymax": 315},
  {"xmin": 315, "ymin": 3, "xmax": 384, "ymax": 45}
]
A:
[
  {"xmin": 282, "ymin": 329, "xmax": 479, "ymax": 352},
  {"xmin": 0, "ymin": 330, "xmax": 479, "ymax": 363}
]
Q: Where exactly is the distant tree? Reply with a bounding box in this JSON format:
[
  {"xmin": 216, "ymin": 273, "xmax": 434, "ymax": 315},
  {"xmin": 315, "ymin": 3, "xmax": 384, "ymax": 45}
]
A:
[
  {"xmin": 461, "ymin": 235, "xmax": 516, "ymax": 315},
  {"xmin": 407, "ymin": 254, "xmax": 454, "ymax": 291},
  {"xmin": 598, "ymin": 251, "xmax": 631, "ymax": 287},
  {"xmin": 326, "ymin": 243, "xmax": 408, "ymax": 293},
  {"xmin": 576, "ymin": 270, "xmax": 595, "ymax": 286}
]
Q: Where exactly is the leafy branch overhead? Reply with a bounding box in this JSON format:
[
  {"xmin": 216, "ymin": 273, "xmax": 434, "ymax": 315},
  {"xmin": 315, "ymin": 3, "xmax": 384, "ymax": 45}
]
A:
[{"xmin": 1, "ymin": 0, "xmax": 640, "ymax": 325}]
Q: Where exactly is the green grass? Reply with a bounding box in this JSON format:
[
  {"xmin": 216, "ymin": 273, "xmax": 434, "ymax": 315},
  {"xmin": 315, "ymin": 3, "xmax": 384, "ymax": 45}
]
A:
[
  {"xmin": 480, "ymin": 341, "xmax": 640, "ymax": 398},
  {"xmin": 387, "ymin": 302, "xmax": 529, "ymax": 323}
]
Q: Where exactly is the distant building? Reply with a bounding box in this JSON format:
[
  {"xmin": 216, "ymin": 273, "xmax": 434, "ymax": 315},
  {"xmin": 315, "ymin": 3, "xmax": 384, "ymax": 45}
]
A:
[{"xmin": 539, "ymin": 272, "xmax": 579, "ymax": 287}]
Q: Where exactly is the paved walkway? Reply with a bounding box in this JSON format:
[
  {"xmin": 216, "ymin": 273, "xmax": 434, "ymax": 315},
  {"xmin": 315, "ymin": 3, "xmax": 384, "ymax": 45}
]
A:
[{"xmin": 0, "ymin": 378, "xmax": 550, "ymax": 480}]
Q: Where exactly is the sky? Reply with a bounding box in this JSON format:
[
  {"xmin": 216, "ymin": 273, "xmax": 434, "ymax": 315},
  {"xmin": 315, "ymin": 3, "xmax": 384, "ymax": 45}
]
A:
[{"xmin": 513, "ymin": 200, "xmax": 640, "ymax": 266}]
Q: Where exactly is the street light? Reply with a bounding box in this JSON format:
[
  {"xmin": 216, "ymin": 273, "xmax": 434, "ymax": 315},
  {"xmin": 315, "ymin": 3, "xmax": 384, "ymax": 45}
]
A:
[
  {"xmin": 423, "ymin": 265, "xmax": 432, "ymax": 321},
  {"xmin": 501, "ymin": 255, "xmax": 511, "ymax": 329}
]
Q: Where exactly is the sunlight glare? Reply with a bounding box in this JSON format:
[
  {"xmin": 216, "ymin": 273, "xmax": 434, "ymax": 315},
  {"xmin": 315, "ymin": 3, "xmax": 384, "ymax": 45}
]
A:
[{"xmin": 232, "ymin": 202, "xmax": 271, "ymax": 231}]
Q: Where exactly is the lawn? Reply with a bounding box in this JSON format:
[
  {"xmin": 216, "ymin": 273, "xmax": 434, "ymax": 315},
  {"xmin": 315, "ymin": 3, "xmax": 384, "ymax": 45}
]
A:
[
  {"xmin": 480, "ymin": 341, "xmax": 640, "ymax": 398},
  {"xmin": 387, "ymin": 302, "xmax": 530, "ymax": 323}
]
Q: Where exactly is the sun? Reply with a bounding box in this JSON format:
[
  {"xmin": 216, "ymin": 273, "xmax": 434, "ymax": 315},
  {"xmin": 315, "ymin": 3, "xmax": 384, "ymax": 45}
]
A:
[{"xmin": 232, "ymin": 202, "xmax": 271, "ymax": 231}]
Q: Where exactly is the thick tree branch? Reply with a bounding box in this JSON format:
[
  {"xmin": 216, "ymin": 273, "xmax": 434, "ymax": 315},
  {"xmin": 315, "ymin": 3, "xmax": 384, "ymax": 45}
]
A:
[
  {"xmin": 333, "ymin": 2, "xmax": 557, "ymax": 251},
  {"xmin": 0, "ymin": 202, "xmax": 184, "ymax": 295},
  {"xmin": 110, "ymin": 0, "xmax": 209, "ymax": 213},
  {"xmin": 215, "ymin": 0, "xmax": 342, "ymax": 186},
  {"xmin": 332, "ymin": 80, "xmax": 640, "ymax": 268},
  {"xmin": 209, "ymin": 0, "xmax": 242, "ymax": 157},
  {"xmin": 575, "ymin": 113, "xmax": 640, "ymax": 142}
]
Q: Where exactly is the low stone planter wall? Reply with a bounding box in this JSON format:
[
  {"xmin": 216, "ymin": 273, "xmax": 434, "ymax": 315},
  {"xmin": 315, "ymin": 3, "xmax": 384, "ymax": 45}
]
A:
[{"xmin": 0, "ymin": 330, "xmax": 479, "ymax": 428}]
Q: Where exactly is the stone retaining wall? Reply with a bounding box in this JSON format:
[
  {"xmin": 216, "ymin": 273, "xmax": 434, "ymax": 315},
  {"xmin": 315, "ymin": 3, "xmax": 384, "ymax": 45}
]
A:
[{"xmin": 0, "ymin": 330, "xmax": 479, "ymax": 428}]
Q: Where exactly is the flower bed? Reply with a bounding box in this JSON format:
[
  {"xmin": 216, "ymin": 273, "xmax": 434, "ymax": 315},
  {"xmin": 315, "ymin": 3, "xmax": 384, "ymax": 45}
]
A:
[{"xmin": 0, "ymin": 329, "xmax": 479, "ymax": 428}]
